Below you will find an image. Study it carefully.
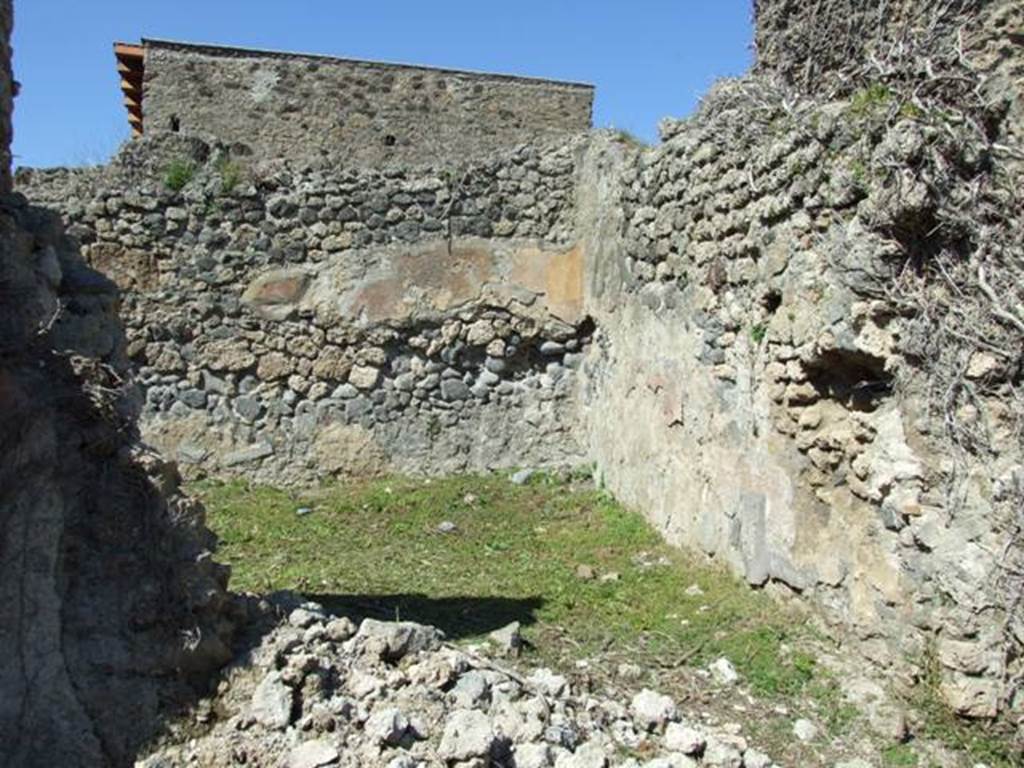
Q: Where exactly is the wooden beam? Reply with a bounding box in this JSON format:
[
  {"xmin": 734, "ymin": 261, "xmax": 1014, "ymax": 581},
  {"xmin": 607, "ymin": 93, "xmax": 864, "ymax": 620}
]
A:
[
  {"xmin": 114, "ymin": 41, "xmax": 145, "ymax": 137},
  {"xmin": 113, "ymin": 42, "xmax": 144, "ymax": 59}
]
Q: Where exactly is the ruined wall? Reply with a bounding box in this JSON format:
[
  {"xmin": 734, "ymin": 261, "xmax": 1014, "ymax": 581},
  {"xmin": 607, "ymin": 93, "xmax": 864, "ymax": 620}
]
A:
[
  {"xmin": 18, "ymin": 136, "xmax": 592, "ymax": 483},
  {"xmin": 0, "ymin": 0, "xmax": 10, "ymax": 191},
  {"xmin": 755, "ymin": 0, "xmax": 981, "ymax": 88},
  {"xmin": 0, "ymin": 3, "xmax": 236, "ymax": 763},
  {"xmin": 754, "ymin": 0, "xmax": 1023, "ymax": 142},
  {"xmin": 579, "ymin": 40, "xmax": 1023, "ymax": 722},
  {"xmin": 567, "ymin": 0, "xmax": 1024, "ymax": 721},
  {"xmin": 141, "ymin": 39, "xmax": 594, "ymax": 169},
  {"xmin": 14, "ymin": 0, "xmax": 1023, "ymax": 729}
]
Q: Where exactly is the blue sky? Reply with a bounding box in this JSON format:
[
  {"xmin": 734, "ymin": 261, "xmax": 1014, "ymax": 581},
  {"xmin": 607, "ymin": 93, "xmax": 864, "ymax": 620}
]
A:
[{"xmin": 11, "ymin": 1, "xmax": 753, "ymax": 168}]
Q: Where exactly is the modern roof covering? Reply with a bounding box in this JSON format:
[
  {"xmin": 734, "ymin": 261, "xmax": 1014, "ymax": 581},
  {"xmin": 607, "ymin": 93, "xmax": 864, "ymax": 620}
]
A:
[{"xmin": 114, "ymin": 42, "xmax": 144, "ymax": 136}]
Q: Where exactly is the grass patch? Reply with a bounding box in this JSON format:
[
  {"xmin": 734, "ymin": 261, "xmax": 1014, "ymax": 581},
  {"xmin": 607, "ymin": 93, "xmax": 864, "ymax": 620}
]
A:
[
  {"xmin": 882, "ymin": 743, "xmax": 919, "ymax": 767},
  {"xmin": 216, "ymin": 155, "xmax": 245, "ymax": 194},
  {"xmin": 164, "ymin": 158, "xmax": 196, "ymax": 191},
  {"xmin": 750, "ymin": 323, "xmax": 767, "ymax": 345},
  {"xmin": 809, "ymin": 676, "xmax": 860, "ymax": 737},
  {"xmin": 909, "ymin": 652, "xmax": 1022, "ymax": 768},
  {"xmin": 848, "ymin": 83, "xmax": 894, "ymax": 117},
  {"xmin": 196, "ymin": 473, "xmax": 816, "ymax": 697}
]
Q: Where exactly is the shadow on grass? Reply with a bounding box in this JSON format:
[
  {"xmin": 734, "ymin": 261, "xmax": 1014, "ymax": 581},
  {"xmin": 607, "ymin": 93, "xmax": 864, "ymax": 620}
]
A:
[{"xmin": 306, "ymin": 592, "xmax": 544, "ymax": 640}]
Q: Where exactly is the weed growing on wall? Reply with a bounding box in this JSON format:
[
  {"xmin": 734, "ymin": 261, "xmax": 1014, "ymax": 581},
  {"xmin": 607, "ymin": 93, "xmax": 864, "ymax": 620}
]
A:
[
  {"xmin": 215, "ymin": 155, "xmax": 245, "ymax": 194},
  {"xmin": 163, "ymin": 158, "xmax": 195, "ymax": 191}
]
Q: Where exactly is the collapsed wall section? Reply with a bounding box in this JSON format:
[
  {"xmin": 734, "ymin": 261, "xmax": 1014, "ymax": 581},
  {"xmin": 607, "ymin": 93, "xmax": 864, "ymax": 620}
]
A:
[{"xmin": 18, "ymin": 137, "xmax": 593, "ymax": 484}]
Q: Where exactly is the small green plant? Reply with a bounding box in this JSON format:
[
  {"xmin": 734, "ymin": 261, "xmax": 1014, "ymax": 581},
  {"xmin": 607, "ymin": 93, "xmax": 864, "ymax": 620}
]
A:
[
  {"xmin": 849, "ymin": 83, "xmax": 893, "ymax": 117},
  {"xmin": 899, "ymin": 101, "xmax": 925, "ymax": 121},
  {"xmin": 202, "ymin": 199, "xmax": 223, "ymax": 218},
  {"xmin": 848, "ymin": 159, "xmax": 870, "ymax": 187},
  {"xmin": 216, "ymin": 156, "xmax": 245, "ymax": 194},
  {"xmin": 164, "ymin": 158, "xmax": 195, "ymax": 191},
  {"xmin": 881, "ymin": 743, "xmax": 919, "ymax": 767},
  {"xmin": 609, "ymin": 128, "xmax": 647, "ymax": 148},
  {"xmin": 750, "ymin": 323, "xmax": 767, "ymax": 345},
  {"xmin": 807, "ymin": 676, "xmax": 860, "ymax": 736},
  {"xmin": 909, "ymin": 648, "xmax": 1021, "ymax": 767}
]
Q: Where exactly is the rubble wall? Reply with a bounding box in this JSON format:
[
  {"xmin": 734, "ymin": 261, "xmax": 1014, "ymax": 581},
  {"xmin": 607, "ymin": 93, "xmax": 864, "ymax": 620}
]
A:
[
  {"xmin": 141, "ymin": 39, "xmax": 594, "ymax": 169},
  {"xmin": 11, "ymin": 0, "xmax": 1023, "ymax": 727},
  {"xmin": 17, "ymin": 137, "xmax": 593, "ymax": 484},
  {"xmin": 0, "ymin": 3, "xmax": 236, "ymax": 764},
  {"xmin": 578, "ymin": 75, "xmax": 1023, "ymax": 724}
]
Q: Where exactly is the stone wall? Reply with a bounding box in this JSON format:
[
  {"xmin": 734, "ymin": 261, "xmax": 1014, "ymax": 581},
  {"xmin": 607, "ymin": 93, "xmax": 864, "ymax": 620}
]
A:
[
  {"xmin": 14, "ymin": 0, "xmax": 1023, "ymax": 731},
  {"xmin": 0, "ymin": 0, "xmax": 10, "ymax": 191},
  {"xmin": 0, "ymin": 3, "xmax": 236, "ymax": 763},
  {"xmin": 577, "ymin": 67, "xmax": 1023, "ymax": 718},
  {"xmin": 140, "ymin": 39, "xmax": 594, "ymax": 169},
  {"xmin": 18, "ymin": 136, "xmax": 593, "ymax": 484}
]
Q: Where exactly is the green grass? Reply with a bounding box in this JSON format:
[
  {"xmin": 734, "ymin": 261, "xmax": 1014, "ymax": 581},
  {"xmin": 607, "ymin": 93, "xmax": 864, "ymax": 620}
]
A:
[
  {"xmin": 200, "ymin": 473, "xmax": 1024, "ymax": 765},
  {"xmin": 882, "ymin": 743, "xmax": 920, "ymax": 767},
  {"xmin": 164, "ymin": 158, "xmax": 196, "ymax": 191},
  {"xmin": 810, "ymin": 677, "xmax": 860, "ymax": 737},
  {"xmin": 196, "ymin": 473, "xmax": 816, "ymax": 697},
  {"xmin": 848, "ymin": 83, "xmax": 894, "ymax": 117},
  {"xmin": 909, "ymin": 651, "xmax": 1023, "ymax": 768},
  {"xmin": 216, "ymin": 156, "xmax": 245, "ymax": 194},
  {"xmin": 750, "ymin": 323, "xmax": 767, "ymax": 345}
]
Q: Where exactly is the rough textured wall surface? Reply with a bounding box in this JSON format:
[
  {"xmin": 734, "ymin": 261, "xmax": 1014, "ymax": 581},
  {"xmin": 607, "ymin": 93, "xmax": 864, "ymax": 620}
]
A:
[
  {"xmin": 18, "ymin": 136, "xmax": 592, "ymax": 484},
  {"xmin": 579, "ymin": 58, "xmax": 1023, "ymax": 721},
  {"xmin": 754, "ymin": 0, "xmax": 975, "ymax": 88},
  {"xmin": 0, "ymin": 0, "xmax": 10, "ymax": 191},
  {"xmin": 0, "ymin": 153, "xmax": 237, "ymax": 768},
  {"xmin": 141, "ymin": 40, "xmax": 594, "ymax": 169},
  {"xmin": 13, "ymin": 0, "xmax": 1023, "ymax": 731},
  {"xmin": 0, "ymin": 5, "xmax": 236, "ymax": 764},
  {"xmin": 754, "ymin": 0, "xmax": 1022, "ymax": 109},
  {"xmin": 569, "ymin": 0, "xmax": 1024, "ymax": 721}
]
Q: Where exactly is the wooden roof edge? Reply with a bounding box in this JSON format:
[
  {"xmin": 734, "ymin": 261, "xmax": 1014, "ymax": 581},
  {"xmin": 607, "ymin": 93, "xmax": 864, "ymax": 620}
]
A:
[
  {"xmin": 114, "ymin": 42, "xmax": 144, "ymax": 60},
  {"xmin": 114, "ymin": 41, "xmax": 145, "ymax": 137}
]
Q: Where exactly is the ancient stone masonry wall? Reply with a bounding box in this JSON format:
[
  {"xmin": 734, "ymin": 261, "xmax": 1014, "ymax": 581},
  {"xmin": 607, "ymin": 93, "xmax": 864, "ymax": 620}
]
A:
[
  {"xmin": 578, "ymin": 71, "xmax": 1024, "ymax": 720},
  {"xmin": 141, "ymin": 39, "xmax": 594, "ymax": 168},
  {"xmin": 0, "ymin": 3, "xmax": 236, "ymax": 761},
  {"xmin": 0, "ymin": 0, "xmax": 10, "ymax": 191},
  {"xmin": 18, "ymin": 136, "xmax": 592, "ymax": 484},
  {"xmin": 12, "ymin": 0, "xmax": 1022, "ymax": 740}
]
